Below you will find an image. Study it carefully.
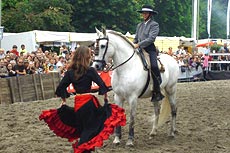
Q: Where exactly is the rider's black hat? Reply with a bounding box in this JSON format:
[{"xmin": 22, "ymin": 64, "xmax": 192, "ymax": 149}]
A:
[{"xmin": 137, "ymin": 4, "xmax": 158, "ymax": 15}]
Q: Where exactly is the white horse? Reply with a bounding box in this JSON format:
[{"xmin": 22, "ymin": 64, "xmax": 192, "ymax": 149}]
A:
[{"xmin": 92, "ymin": 28, "xmax": 179, "ymax": 146}]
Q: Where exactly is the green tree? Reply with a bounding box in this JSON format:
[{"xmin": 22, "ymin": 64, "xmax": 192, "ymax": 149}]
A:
[
  {"xmin": 154, "ymin": 0, "xmax": 192, "ymax": 37},
  {"xmin": 3, "ymin": 0, "xmax": 228, "ymax": 40},
  {"xmin": 67, "ymin": 0, "xmax": 140, "ymax": 33},
  {"xmin": 2, "ymin": 0, "xmax": 74, "ymax": 32},
  {"xmin": 199, "ymin": 0, "xmax": 228, "ymax": 39}
]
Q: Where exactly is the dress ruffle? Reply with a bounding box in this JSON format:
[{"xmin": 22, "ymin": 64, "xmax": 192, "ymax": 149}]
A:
[
  {"xmin": 73, "ymin": 104, "xmax": 126, "ymax": 153},
  {"xmin": 39, "ymin": 108, "xmax": 79, "ymax": 142},
  {"xmin": 39, "ymin": 95, "xmax": 126, "ymax": 153}
]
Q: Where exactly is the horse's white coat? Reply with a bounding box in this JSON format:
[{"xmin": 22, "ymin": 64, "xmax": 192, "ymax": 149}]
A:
[{"xmin": 93, "ymin": 28, "xmax": 179, "ymax": 146}]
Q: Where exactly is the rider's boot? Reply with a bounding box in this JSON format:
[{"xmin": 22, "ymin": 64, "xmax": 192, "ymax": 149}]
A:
[
  {"xmin": 151, "ymin": 73, "xmax": 164, "ymax": 102},
  {"xmin": 151, "ymin": 87, "xmax": 164, "ymax": 102}
]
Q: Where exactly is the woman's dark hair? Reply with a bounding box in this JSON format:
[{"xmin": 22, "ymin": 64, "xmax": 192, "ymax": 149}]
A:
[{"xmin": 68, "ymin": 46, "xmax": 91, "ymax": 80}]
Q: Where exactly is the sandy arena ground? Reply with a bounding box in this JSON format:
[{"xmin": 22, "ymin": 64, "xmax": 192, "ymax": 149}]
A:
[{"xmin": 0, "ymin": 80, "xmax": 229, "ymax": 153}]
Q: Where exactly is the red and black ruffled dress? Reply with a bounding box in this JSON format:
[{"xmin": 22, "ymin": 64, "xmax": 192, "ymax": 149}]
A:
[{"xmin": 39, "ymin": 67, "xmax": 126, "ymax": 153}]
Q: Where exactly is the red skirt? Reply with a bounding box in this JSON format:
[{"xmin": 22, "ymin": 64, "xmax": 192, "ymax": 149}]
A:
[{"xmin": 39, "ymin": 94, "xmax": 126, "ymax": 153}]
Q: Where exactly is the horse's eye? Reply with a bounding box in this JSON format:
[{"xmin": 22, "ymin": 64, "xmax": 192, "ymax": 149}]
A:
[{"xmin": 101, "ymin": 45, "xmax": 106, "ymax": 49}]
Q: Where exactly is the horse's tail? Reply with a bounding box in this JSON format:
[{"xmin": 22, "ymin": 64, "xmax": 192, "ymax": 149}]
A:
[{"xmin": 158, "ymin": 93, "xmax": 171, "ymax": 127}]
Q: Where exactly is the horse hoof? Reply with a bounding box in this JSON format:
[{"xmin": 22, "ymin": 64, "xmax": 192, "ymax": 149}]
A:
[
  {"xmin": 113, "ymin": 137, "xmax": 121, "ymax": 145},
  {"xmin": 126, "ymin": 139, "xmax": 134, "ymax": 147},
  {"xmin": 169, "ymin": 133, "xmax": 175, "ymax": 138},
  {"xmin": 174, "ymin": 130, "xmax": 179, "ymax": 134},
  {"xmin": 149, "ymin": 136, "xmax": 153, "ymax": 140},
  {"xmin": 149, "ymin": 130, "xmax": 157, "ymax": 137}
]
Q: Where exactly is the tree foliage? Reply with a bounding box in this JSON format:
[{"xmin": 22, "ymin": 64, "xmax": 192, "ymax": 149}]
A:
[
  {"xmin": 67, "ymin": 0, "xmax": 141, "ymax": 33},
  {"xmin": 1, "ymin": 0, "xmax": 229, "ymax": 39},
  {"xmin": 2, "ymin": 0, "xmax": 74, "ymax": 32},
  {"xmin": 154, "ymin": 0, "xmax": 192, "ymax": 37}
]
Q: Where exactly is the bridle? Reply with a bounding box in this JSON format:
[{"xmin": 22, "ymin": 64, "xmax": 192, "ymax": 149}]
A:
[
  {"xmin": 93, "ymin": 37, "xmax": 109, "ymax": 69},
  {"xmin": 94, "ymin": 36, "xmax": 135, "ymax": 72}
]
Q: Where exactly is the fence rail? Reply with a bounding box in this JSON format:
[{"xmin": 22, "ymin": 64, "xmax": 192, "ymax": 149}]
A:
[{"xmin": 0, "ymin": 72, "xmax": 62, "ymax": 105}]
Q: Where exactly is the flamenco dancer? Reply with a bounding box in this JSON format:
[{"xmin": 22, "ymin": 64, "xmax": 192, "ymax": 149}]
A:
[{"xmin": 39, "ymin": 46, "xmax": 126, "ymax": 153}]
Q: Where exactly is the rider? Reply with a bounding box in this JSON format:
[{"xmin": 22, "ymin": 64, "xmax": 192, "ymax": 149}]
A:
[{"xmin": 133, "ymin": 4, "xmax": 164, "ymax": 102}]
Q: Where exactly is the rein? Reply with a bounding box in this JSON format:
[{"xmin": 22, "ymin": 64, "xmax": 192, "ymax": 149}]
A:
[{"xmin": 107, "ymin": 49, "xmax": 135, "ymax": 72}]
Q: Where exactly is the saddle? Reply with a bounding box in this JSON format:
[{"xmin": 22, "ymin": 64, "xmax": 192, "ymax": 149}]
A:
[{"xmin": 136, "ymin": 49, "xmax": 165, "ymax": 72}]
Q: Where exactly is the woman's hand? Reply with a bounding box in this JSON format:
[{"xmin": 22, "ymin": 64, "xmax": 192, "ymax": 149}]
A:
[
  {"xmin": 134, "ymin": 43, "xmax": 139, "ymax": 49},
  {"xmin": 104, "ymin": 93, "xmax": 108, "ymax": 100},
  {"xmin": 104, "ymin": 93, "xmax": 109, "ymax": 104},
  {"xmin": 60, "ymin": 98, "xmax": 66, "ymax": 107}
]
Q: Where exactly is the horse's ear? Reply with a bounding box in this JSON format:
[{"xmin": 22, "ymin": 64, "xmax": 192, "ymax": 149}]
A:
[
  {"xmin": 102, "ymin": 26, "xmax": 106, "ymax": 36},
  {"xmin": 95, "ymin": 27, "xmax": 100, "ymax": 34},
  {"xmin": 95, "ymin": 27, "xmax": 103, "ymax": 37}
]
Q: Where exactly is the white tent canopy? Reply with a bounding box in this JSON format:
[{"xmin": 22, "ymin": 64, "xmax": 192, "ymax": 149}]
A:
[
  {"xmin": 2, "ymin": 30, "xmax": 98, "ymax": 52},
  {"xmin": 35, "ymin": 30, "xmax": 70, "ymax": 43},
  {"xmin": 69, "ymin": 33, "xmax": 97, "ymax": 50},
  {"xmin": 69, "ymin": 32, "xmax": 97, "ymax": 42},
  {"xmin": 2, "ymin": 31, "xmax": 37, "ymax": 52}
]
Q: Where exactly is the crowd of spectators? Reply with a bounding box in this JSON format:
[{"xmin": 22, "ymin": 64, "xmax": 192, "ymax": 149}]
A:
[
  {"xmin": 0, "ymin": 44, "xmax": 72, "ymax": 78},
  {"xmin": 1, "ymin": 43, "xmax": 230, "ymax": 79},
  {"xmin": 162, "ymin": 44, "xmax": 230, "ymax": 72},
  {"xmin": 160, "ymin": 45, "xmax": 204, "ymax": 71}
]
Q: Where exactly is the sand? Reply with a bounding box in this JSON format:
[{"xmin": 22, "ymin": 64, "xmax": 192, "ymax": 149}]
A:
[{"xmin": 0, "ymin": 80, "xmax": 229, "ymax": 153}]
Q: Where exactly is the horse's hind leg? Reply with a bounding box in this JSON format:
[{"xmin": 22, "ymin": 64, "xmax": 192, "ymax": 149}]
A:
[
  {"xmin": 113, "ymin": 94, "xmax": 123, "ymax": 144},
  {"xmin": 168, "ymin": 93, "xmax": 177, "ymax": 137},
  {"xmin": 150, "ymin": 101, "xmax": 160, "ymax": 137},
  {"xmin": 166, "ymin": 84, "xmax": 177, "ymax": 137}
]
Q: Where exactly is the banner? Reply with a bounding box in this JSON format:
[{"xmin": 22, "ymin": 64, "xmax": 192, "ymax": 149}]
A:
[
  {"xmin": 67, "ymin": 71, "xmax": 112, "ymax": 93},
  {"xmin": 207, "ymin": 0, "xmax": 212, "ymax": 38}
]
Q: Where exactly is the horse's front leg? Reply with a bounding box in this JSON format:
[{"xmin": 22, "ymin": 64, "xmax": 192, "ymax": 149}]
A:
[
  {"xmin": 150, "ymin": 101, "xmax": 160, "ymax": 137},
  {"xmin": 113, "ymin": 126, "xmax": 121, "ymax": 144},
  {"xmin": 113, "ymin": 94, "xmax": 123, "ymax": 144},
  {"xmin": 126, "ymin": 99, "xmax": 137, "ymax": 146}
]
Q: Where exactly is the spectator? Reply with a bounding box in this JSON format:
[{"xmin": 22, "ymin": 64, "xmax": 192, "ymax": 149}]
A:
[
  {"xmin": 56, "ymin": 56, "xmax": 64, "ymax": 67},
  {"xmin": 0, "ymin": 59, "xmax": 9, "ymax": 78},
  {"xmin": 43, "ymin": 58, "xmax": 50, "ymax": 73},
  {"xmin": 203, "ymin": 46, "xmax": 210, "ymax": 55},
  {"xmin": 48, "ymin": 65, "xmax": 58, "ymax": 73},
  {"xmin": 167, "ymin": 47, "xmax": 173, "ymax": 56},
  {"xmin": 0, "ymin": 48, "xmax": 5, "ymax": 59},
  {"xmin": 37, "ymin": 47, "xmax": 43, "ymax": 53},
  {"xmin": 34, "ymin": 61, "xmax": 43, "ymax": 74},
  {"xmin": 10, "ymin": 45, "xmax": 19, "ymax": 56},
  {"xmin": 14, "ymin": 58, "xmax": 26, "ymax": 76},
  {"xmin": 201, "ymin": 53, "xmax": 209, "ymax": 80},
  {"xmin": 44, "ymin": 50, "xmax": 50, "ymax": 58},
  {"xmin": 5, "ymin": 54, "xmax": 11, "ymax": 63},
  {"xmin": 189, "ymin": 57, "xmax": 197, "ymax": 68},
  {"xmin": 223, "ymin": 43, "xmax": 230, "ymax": 69},
  {"xmin": 25, "ymin": 61, "xmax": 35, "ymax": 74},
  {"xmin": 48, "ymin": 58, "xmax": 57, "ymax": 71},
  {"xmin": 218, "ymin": 48, "xmax": 228, "ymax": 71},
  {"xmin": 178, "ymin": 55, "xmax": 187, "ymax": 72},
  {"xmin": 20, "ymin": 44, "xmax": 28, "ymax": 55},
  {"xmin": 65, "ymin": 52, "xmax": 71, "ymax": 61},
  {"xmin": 59, "ymin": 45, "xmax": 67, "ymax": 57},
  {"xmin": 223, "ymin": 43, "xmax": 229, "ymax": 53},
  {"xmin": 176, "ymin": 46, "xmax": 186, "ymax": 55},
  {"xmin": 6, "ymin": 63, "xmax": 16, "ymax": 77},
  {"xmin": 178, "ymin": 55, "xmax": 186, "ymax": 66},
  {"xmin": 9, "ymin": 60, "xmax": 17, "ymax": 68}
]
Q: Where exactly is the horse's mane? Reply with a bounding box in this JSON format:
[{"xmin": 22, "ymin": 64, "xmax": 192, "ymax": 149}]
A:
[{"xmin": 107, "ymin": 30, "xmax": 135, "ymax": 48}]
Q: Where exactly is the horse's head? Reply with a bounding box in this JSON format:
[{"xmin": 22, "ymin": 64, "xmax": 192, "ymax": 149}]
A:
[{"xmin": 92, "ymin": 27, "xmax": 113, "ymax": 71}]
